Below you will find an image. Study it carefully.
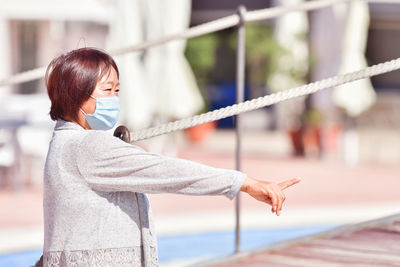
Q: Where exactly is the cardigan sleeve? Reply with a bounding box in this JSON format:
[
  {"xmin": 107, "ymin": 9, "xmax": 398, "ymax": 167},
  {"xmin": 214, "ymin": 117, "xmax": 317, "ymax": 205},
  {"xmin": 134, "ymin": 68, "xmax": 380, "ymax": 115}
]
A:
[{"xmin": 76, "ymin": 131, "xmax": 245, "ymax": 200}]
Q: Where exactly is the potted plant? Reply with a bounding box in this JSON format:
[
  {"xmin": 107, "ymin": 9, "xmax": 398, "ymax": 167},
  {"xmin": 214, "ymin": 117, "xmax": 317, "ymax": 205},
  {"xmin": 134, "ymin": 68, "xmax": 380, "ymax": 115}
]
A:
[{"xmin": 184, "ymin": 33, "xmax": 219, "ymax": 142}]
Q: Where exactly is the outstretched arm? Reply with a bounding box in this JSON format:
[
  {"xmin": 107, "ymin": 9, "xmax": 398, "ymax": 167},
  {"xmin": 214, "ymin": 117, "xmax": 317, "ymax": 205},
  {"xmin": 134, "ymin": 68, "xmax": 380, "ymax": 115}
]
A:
[
  {"xmin": 240, "ymin": 177, "xmax": 301, "ymax": 216},
  {"xmin": 78, "ymin": 131, "xmax": 245, "ymax": 199}
]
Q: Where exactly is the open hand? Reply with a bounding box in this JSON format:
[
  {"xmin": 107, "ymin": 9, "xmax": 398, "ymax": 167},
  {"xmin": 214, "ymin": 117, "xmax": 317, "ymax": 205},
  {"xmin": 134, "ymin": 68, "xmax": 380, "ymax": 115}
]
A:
[{"xmin": 240, "ymin": 177, "xmax": 301, "ymax": 216}]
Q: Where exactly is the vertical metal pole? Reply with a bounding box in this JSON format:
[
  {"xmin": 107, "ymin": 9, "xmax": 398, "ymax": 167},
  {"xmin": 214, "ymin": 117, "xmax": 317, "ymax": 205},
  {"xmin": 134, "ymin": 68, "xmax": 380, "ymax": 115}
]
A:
[{"xmin": 235, "ymin": 5, "xmax": 246, "ymax": 254}]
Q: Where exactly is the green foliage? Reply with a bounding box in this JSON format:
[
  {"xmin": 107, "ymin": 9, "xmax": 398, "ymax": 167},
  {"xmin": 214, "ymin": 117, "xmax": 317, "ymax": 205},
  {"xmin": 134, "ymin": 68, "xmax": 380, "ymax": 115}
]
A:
[
  {"xmin": 305, "ymin": 107, "xmax": 323, "ymax": 126},
  {"xmin": 185, "ymin": 22, "xmax": 292, "ymax": 86},
  {"xmin": 246, "ymin": 23, "xmax": 286, "ymax": 71},
  {"xmin": 227, "ymin": 22, "xmax": 288, "ymax": 86},
  {"xmin": 185, "ymin": 33, "xmax": 219, "ymax": 86},
  {"xmin": 184, "ymin": 22, "xmax": 309, "ymax": 113}
]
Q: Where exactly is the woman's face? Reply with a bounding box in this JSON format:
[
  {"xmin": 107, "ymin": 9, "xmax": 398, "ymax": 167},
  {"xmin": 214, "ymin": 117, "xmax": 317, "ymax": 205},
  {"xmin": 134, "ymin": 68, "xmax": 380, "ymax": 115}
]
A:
[{"xmin": 81, "ymin": 67, "xmax": 120, "ymax": 115}]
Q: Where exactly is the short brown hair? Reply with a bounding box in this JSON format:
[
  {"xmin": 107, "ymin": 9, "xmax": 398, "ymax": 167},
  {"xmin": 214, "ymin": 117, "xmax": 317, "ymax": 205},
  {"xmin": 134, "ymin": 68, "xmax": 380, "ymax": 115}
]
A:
[{"xmin": 45, "ymin": 48, "xmax": 119, "ymax": 121}]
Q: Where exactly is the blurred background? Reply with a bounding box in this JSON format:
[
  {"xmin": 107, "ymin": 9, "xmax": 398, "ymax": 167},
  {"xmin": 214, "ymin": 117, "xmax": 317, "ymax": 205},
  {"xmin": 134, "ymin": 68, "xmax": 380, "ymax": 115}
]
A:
[{"xmin": 0, "ymin": 0, "xmax": 400, "ymax": 266}]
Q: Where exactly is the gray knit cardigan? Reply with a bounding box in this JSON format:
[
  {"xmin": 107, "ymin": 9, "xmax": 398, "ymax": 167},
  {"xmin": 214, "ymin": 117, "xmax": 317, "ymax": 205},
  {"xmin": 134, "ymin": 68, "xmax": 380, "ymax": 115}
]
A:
[{"xmin": 42, "ymin": 120, "xmax": 245, "ymax": 266}]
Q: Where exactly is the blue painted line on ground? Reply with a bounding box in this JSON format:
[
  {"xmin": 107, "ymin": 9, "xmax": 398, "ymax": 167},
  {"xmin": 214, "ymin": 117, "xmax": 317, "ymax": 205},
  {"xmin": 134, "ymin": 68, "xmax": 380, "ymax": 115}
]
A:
[
  {"xmin": 0, "ymin": 225, "xmax": 335, "ymax": 267},
  {"xmin": 158, "ymin": 224, "xmax": 334, "ymax": 262},
  {"xmin": 0, "ymin": 250, "xmax": 42, "ymax": 267}
]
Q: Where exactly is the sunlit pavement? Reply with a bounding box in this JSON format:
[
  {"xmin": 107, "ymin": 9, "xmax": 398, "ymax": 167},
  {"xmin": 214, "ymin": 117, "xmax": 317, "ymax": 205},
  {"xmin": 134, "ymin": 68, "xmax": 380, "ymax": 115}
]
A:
[{"xmin": 1, "ymin": 130, "xmax": 400, "ymax": 266}]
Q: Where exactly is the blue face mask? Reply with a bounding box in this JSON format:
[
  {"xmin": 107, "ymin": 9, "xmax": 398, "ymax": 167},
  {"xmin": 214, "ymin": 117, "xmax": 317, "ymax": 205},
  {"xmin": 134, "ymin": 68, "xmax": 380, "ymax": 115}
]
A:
[{"xmin": 81, "ymin": 96, "xmax": 120, "ymax": 130}]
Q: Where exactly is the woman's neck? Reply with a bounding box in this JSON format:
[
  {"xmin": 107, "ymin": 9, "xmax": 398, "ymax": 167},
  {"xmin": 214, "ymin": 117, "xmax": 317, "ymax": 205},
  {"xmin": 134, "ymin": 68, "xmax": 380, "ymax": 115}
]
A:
[{"xmin": 64, "ymin": 113, "xmax": 91, "ymax": 130}]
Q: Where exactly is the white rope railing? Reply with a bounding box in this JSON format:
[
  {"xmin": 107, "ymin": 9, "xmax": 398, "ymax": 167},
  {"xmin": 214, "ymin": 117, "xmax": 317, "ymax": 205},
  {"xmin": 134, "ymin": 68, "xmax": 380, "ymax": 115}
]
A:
[
  {"xmin": 0, "ymin": 66, "xmax": 47, "ymax": 88},
  {"xmin": 1, "ymin": 0, "xmax": 399, "ymax": 142},
  {"xmin": 129, "ymin": 57, "xmax": 400, "ymax": 142},
  {"xmin": 0, "ymin": 0, "xmax": 355, "ymax": 87},
  {"xmin": 0, "ymin": 0, "xmax": 397, "ymax": 87}
]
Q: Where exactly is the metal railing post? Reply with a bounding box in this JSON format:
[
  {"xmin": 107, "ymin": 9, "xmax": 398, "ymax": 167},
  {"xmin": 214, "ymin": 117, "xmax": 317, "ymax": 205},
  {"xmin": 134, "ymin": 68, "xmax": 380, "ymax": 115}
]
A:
[{"xmin": 235, "ymin": 5, "xmax": 246, "ymax": 254}]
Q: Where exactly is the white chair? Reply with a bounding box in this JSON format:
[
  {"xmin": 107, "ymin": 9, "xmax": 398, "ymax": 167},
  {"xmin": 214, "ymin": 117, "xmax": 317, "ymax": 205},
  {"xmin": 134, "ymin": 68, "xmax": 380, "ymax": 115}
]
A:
[
  {"xmin": 17, "ymin": 126, "xmax": 52, "ymax": 188},
  {"xmin": 0, "ymin": 129, "xmax": 15, "ymax": 188}
]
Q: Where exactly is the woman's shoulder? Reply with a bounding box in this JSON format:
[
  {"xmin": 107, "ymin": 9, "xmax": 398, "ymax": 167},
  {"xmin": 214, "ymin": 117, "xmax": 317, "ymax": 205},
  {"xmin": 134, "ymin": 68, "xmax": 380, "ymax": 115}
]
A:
[
  {"xmin": 53, "ymin": 120, "xmax": 128, "ymax": 147},
  {"xmin": 79, "ymin": 130, "xmax": 144, "ymax": 156},
  {"xmin": 82, "ymin": 130, "xmax": 126, "ymax": 147}
]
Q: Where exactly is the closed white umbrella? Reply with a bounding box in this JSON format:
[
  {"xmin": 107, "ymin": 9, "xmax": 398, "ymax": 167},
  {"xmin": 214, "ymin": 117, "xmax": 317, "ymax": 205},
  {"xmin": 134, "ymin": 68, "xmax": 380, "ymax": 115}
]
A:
[
  {"xmin": 108, "ymin": 0, "xmax": 154, "ymax": 129},
  {"xmin": 144, "ymin": 0, "xmax": 204, "ymax": 120},
  {"xmin": 268, "ymin": 0, "xmax": 309, "ymax": 129},
  {"xmin": 332, "ymin": 1, "xmax": 374, "ymax": 166},
  {"xmin": 333, "ymin": 1, "xmax": 375, "ymax": 117}
]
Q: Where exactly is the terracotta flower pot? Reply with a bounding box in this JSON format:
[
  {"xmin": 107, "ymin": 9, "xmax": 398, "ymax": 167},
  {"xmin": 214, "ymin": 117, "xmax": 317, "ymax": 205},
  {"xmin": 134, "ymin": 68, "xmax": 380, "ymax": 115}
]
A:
[
  {"xmin": 288, "ymin": 128, "xmax": 305, "ymax": 156},
  {"xmin": 303, "ymin": 126, "xmax": 322, "ymax": 158},
  {"xmin": 184, "ymin": 121, "xmax": 217, "ymax": 143}
]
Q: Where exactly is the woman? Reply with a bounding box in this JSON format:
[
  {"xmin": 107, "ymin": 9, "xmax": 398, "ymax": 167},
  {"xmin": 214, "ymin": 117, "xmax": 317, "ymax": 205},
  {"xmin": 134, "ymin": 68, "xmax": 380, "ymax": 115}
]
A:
[{"xmin": 41, "ymin": 48, "xmax": 300, "ymax": 266}]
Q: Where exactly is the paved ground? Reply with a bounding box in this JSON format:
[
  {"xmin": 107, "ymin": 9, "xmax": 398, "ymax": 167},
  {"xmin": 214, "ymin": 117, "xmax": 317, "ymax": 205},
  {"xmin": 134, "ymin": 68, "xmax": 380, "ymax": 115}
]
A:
[
  {"xmin": 1, "ymin": 129, "xmax": 399, "ymax": 265},
  {"xmin": 207, "ymin": 214, "xmax": 400, "ymax": 267}
]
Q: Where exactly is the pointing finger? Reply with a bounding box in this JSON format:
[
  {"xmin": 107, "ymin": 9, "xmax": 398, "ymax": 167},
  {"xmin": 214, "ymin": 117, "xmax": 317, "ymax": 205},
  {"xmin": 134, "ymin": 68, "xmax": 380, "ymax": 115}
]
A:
[{"xmin": 279, "ymin": 178, "xmax": 301, "ymax": 190}]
